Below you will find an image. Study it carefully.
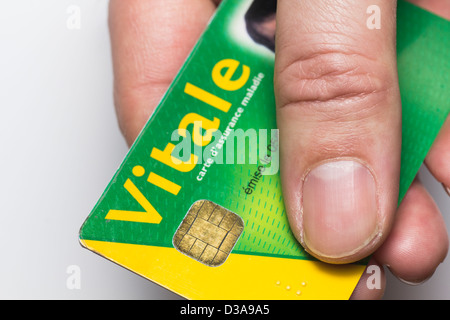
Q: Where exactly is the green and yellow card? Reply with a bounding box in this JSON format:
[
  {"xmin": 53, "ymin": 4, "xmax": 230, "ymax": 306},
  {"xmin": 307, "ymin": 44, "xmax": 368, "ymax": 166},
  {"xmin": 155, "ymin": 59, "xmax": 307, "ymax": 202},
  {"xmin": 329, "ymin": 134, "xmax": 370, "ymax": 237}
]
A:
[{"xmin": 80, "ymin": 0, "xmax": 449, "ymax": 299}]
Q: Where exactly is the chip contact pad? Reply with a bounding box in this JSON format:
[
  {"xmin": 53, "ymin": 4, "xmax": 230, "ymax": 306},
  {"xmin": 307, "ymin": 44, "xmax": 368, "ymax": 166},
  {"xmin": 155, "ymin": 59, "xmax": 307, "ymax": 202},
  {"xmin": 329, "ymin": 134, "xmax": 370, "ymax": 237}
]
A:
[{"xmin": 173, "ymin": 200, "xmax": 244, "ymax": 267}]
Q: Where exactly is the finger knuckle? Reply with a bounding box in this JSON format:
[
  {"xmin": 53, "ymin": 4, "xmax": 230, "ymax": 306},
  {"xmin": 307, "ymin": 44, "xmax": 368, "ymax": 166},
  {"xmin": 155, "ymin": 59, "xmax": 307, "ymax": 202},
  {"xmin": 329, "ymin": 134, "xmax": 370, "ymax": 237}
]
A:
[{"xmin": 276, "ymin": 50, "xmax": 393, "ymax": 120}]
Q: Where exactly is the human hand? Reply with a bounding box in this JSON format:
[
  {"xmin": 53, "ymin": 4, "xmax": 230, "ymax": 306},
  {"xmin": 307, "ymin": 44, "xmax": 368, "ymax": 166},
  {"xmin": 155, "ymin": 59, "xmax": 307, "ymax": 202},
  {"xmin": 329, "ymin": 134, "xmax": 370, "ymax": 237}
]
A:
[{"xmin": 108, "ymin": 0, "xmax": 449, "ymax": 299}]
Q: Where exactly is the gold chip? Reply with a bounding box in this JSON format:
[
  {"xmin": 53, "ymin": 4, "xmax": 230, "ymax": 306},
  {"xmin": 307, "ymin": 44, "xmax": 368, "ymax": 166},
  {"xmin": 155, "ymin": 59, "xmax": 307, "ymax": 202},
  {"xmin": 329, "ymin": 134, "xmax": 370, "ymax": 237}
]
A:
[{"xmin": 173, "ymin": 200, "xmax": 244, "ymax": 267}]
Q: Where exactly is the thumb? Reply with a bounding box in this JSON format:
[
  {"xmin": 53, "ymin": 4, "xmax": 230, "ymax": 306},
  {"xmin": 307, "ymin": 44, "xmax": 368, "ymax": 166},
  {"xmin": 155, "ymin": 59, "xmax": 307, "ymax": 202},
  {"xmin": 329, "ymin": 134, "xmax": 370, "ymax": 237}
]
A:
[{"xmin": 274, "ymin": 0, "xmax": 401, "ymax": 263}]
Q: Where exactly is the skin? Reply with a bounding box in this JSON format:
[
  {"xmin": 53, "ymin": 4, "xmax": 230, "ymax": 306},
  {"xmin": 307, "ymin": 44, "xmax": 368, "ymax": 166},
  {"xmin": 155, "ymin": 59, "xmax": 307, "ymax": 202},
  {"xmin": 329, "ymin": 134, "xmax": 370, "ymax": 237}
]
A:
[{"xmin": 109, "ymin": 0, "xmax": 450, "ymax": 299}]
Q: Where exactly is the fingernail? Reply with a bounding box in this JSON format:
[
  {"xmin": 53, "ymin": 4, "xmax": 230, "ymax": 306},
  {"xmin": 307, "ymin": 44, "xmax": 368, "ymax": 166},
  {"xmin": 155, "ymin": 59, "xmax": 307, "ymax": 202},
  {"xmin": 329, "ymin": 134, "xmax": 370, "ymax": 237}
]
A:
[
  {"xmin": 301, "ymin": 159, "xmax": 379, "ymax": 260},
  {"xmin": 397, "ymin": 277, "xmax": 430, "ymax": 286},
  {"xmin": 395, "ymin": 271, "xmax": 434, "ymax": 286},
  {"xmin": 443, "ymin": 183, "xmax": 450, "ymax": 197}
]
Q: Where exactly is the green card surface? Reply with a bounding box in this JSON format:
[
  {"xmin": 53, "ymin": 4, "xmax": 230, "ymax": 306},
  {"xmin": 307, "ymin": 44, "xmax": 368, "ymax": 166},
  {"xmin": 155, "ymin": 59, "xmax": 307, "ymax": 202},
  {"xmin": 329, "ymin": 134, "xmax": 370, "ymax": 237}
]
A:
[{"xmin": 79, "ymin": 0, "xmax": 450, "ymax": 299}]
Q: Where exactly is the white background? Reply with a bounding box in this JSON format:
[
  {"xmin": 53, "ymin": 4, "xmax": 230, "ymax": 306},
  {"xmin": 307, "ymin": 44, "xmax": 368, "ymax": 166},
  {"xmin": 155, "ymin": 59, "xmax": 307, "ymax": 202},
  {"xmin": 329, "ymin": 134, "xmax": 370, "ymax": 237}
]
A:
[{"xmin": 0, "ymin": 0, "xmax": 448, "ymax": 299}]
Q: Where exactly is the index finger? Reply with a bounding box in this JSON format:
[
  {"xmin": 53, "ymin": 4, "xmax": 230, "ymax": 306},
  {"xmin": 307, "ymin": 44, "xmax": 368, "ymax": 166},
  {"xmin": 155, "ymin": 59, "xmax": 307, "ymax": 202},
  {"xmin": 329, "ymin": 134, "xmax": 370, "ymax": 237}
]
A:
[{"xmin": 109, "ymin": 0, "xmax": 218, "ymax": 146}]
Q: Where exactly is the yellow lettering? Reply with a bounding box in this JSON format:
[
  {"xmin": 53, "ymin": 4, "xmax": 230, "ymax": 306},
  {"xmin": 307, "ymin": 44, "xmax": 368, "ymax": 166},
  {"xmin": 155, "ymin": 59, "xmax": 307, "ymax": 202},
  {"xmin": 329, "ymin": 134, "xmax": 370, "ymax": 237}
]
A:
[
  {"xmin": 212, "ymin": 59, "xmax": 250, "ymax": 91},
  {"xmin": 147, "ymin": 172, "xmax": 181, "ymax": 195},
  {"xmin": 178, "ymin": 114, "xmax": 220, "ymax": 147},
  {"xmin": 105, "ymin": 179, "xmax": 162, "ymax": 224},
  {"xmin": 184, "ymin": 83, "xmax": 231, "ymax": 113},
  {"xmin": 150, "ymin": 143, "xmax": 198, "ymax": 172}
]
